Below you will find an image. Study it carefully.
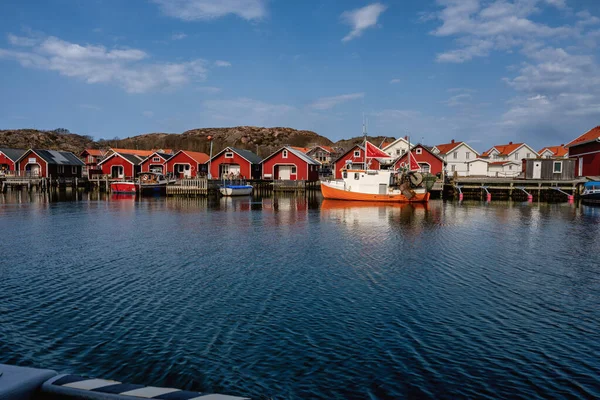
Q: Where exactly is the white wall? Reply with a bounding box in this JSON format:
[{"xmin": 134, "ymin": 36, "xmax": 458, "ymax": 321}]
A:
[
  {"xmin": 440, "ymin": 143, "xmax": 478, "ymax": 177},
  {"xmin": 466, "ymin": 160, "xmax": 488, "ymax": 176}
]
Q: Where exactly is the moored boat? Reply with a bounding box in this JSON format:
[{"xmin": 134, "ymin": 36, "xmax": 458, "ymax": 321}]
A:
[
  {"xmin": 219, "ymin": 184, "xmax": 253, "ymax": 196},
  {"xmin": 138, "ymin": 171, "xmax": 169, "ymax": 192},
  {"xmin": 110, "ymin": 181, "xmax": 137, "ymax": 194},
  {"xmin": 581, "ymin": 181, "xmax": 600, "ymax": 204}
]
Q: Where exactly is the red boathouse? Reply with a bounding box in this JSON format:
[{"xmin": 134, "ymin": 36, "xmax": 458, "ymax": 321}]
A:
[
  {"xmin": 261, "ymin": 146, "xmax": 320, "ymax": 180},
  {"xmin": 98, "ymin": 152, "xmax": 144, "ymax": 179},
  {"xmin": 140, "ymin": 152, "xmax": 174, "ymax": 174},
  {"xmin": 393, "ymin": 144, "xmax": 445, "ymax": 175},
  {"xmin": 15, "ymin": 149, "xmax": 85, "ymax": 178},
  {"xmin": 165, "ymin": 150, "xmax": 209, "ymax": 178},
  {"xmin": 332, "ymin": 145, "xmax": 382, "ymax": 179},
  {"xmin": 0, "ymin": 148, "xmax": 26, "ymax": 173},
  {"xmin": 567, "ymin": 126, "xmax": 600, "ymax": 176},
  {"xmin": 208, "ymin": 147, "xmax": 262, "ymax": 179}
]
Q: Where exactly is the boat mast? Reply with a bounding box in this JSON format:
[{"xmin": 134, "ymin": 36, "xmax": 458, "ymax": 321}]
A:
[{"xmin": 363, "ymin": 115, "xmax": 367, "ymax": 171}]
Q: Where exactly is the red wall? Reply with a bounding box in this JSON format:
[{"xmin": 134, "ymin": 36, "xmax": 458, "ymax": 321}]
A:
[
  {"xmin": 0, "ymin": 152, "xmax": 17, "ymax": 171},
  {"xmin": 18, "ymin": 151, "xmax": 48, "ymax": 177},
  {"xmin": 140, "ymin": 156, "xmax": 167, "ymax": 173},
  {"xmin": 210, "ymin": 150, "xmax": 251, "ymax": 178},
  {"xmin": 570, "ymin": 142, "xmax": 600, "ymax": 176},
  {"xmin": 166, "ymin": 152, "xmax": 201, "ymax": 177},
  {"xmin": 262, "ymin": 149, "xmax": 319, "ymax": 180},
  {"xmin": 333, "ymin": 146, "xmax": 381, "ymax": 179},
  {"xmin": 392, "ymin": 146, "xmax": 444, "ymax": 175},
  {"xmin": 100, "ymin": 155, "xmax": 135, "ymax": 178}
]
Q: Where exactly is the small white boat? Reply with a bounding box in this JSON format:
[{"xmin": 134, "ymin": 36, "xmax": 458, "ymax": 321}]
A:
[
  {"xmin": 138, "ymin": 172, "xmax": 169, "ymax": 192},
  {"xmin": 219, "ymin": 183, "xmax": 253, "ymax": 196}
]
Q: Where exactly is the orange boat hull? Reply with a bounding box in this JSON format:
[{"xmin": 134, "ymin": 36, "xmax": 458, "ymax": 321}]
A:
[{"xmin": 321, "ymin": 183, "xmax": 430, "ymax": 203}]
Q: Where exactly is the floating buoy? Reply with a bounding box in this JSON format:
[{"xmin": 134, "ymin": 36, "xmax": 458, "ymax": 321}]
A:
[
  {"xmin": 527, "ymin": 194, "xmax": 533, "ymax": 202},
  {"xmin": 459, "ymin": 193, "xmax": 464, "ymax": 201},
  {"xmin": 486, "ymin": 193, "xmax": 492, "ymax": 202}
]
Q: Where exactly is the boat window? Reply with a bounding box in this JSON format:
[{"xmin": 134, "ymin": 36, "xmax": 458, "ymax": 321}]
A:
[
  {"xmin": 343, "ymin": 171, "xmax": 347, "ymax": 178},
  {"xmin": 354, "ymin": 173, "xmax": 359, "ymax": 180},
  {"xmin": 553, "ymin": 161, "xmax": 562, "ymax": 173}
]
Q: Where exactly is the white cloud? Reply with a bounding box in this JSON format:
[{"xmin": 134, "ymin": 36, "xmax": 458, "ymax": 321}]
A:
[
  {"xmin": 171, "ymin": 32, "xmax": 187, "ymax": 40},
  {"xmin": 7, "ymin": 34, "xmax": 38, "ymax": 47},
  {"xmin": 0, "ymin": 34, "xmax": 208, "ymax": 93},
  {"xmin": 389, "ymin": 78, "xmax": 401, "ymax": 84},
  {"xmin": 341, "ymin": 3, "xmax": 387, "ymax": 42},
  {"xmin": 310, "ymin": 93, "xmax": 364, "ymax": 110},
  {"xmin": 151, "ymin": 0, "xmax": 267, "ymax": 21},
  {"xmin": 142, "ymin": 110, "xmax": 154, "ymax": 118},
  {"xmin": 442, "ymin": 93, "xmax": 472, "ymax": 107},
  {"xmin": 214, "ymin": 60, "xmax": 232, "ymax": 67}
]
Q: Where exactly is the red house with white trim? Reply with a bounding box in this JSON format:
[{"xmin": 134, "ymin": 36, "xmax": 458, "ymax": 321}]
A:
[
  {"xmin": 140, "ymin": 152, "xmax": 174, "ymax": 174},
  {"xmin": 332, "ymin": 145, "xmax": 382, "ymax": 179},
  {"xmin": 98, "ymin": 152, "xmax": 144, "ymax": 179},
  {"xmin": 15, "ymin": 149, "xmax": 85, "ymax": 178},
  {"xmin": 392, "ymin": 144, "xmax": 445, "ymax": 175},
  {"xmin": 566, "ymin": 126, "xmax": 600, "ymax": 177},
  {"xmin": 0, "ymin": 148, "xmax": 26, "ymax": 174},
  {"xmin": 261, "ymin": 146, "xmax": 320, "ymax": 180},
  {"xmin": 165, "ymin": 150, "xmax": 209, "ymax": 178},
  {"xmin": 208, "ymin": 147, "xmax": 262, "ymax": 179}
]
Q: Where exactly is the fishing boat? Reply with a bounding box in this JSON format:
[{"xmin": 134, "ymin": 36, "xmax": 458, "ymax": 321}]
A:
[
  {"xmin": 321, "ymin": 131, "xmax": 430, "ymax": 203},
  {"xmin": 138, "ymin": 171, "xmax": 169, "ymax": 193},
  {"xmin": 581, "ymin": 181, "xmax": 600, "ymax": 204},
  {"xmin": 110, "ymin": 181, "xmax": 137, "ymax": 194}
]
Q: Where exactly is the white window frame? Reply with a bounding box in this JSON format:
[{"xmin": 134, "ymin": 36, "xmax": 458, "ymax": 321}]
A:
[
  {"xmin": 526, "ymin": 153, "xmax": 531, "ymax": 158},
  {"xmin": 553, "ymin": 161, "xmax": 562, "ymax": 173},
  {"xmin": 451, "ymin": 165, "xmax": 456, "ymax": 172},
  {"xmin": 152, "ymin": 157, "xmax": 160, "ymax": 162},
  {"xmin": 396, "ymin": 149, "xmax": 401, "ymax": 155},
  {"xmin": 354, "ymin": 150, "xmax": 360, "ymax": 158},
  {"xmin": 514, "ymin": 153, "xmax": 519, "ymax": 160},
  {"xmin": 225, "ymin": 152, "xmax": 234, "ymax": 159},
  {"xmin": 291, "ymin": 166, "xmax": 297, "ymax": 174},
  {"xmin": 416, "ymin": 148, "xmax": 422, "ymax": 155},
  {"xmin": 282, "ymin": 150, "xmax": 288, "ymax": 159},
  {"xmin": 466, "ymin": 152, "xmax": 470, "ymax": 160},
  {"xmin": 57, "ymin": 165, "xmax": 64, "ymax": 173},
  {"xmin": 453, "ymin": 151, "xmax": 458, "ymax": 159},
  {"xmin": 72, "ymin": 166, "xmax": 77, "ymax": 174}
]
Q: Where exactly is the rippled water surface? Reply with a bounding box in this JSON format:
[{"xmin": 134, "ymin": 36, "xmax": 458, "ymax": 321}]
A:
[{"xmin": 1, "ymin": 191, "xmax": 599, "ymax": 399}]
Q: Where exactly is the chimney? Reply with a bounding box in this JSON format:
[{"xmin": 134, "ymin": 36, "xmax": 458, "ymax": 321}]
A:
[
  {"xmin": 404, "ymin": 135, "xmax": 408, "ymax": 140},
  {"xmin": 451, "ymin": 139, "xmax": 455, "ymax": 144},
  {"xmin": 560, "ymin": 143, "xmax": 564, "ymax": 146},
  {"xmin": 509, "ymin": 141, "xmax": 513, "ymax": 145}
]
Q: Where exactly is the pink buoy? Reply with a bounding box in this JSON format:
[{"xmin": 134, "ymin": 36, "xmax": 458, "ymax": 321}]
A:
[
  {"xmin": 486, "ymin": 193, "xmax": 492, "ymax": 202},
  {"xmin": 459, "ymin": 193, "xmax": 464, "ymax": 201},
  {"xmin": 568, "ymin": 195, "xmax": 574, "ymax": 203},
  {"xmin": 527, "ymin": 194, "xmax": 533, "ymax": 202}
]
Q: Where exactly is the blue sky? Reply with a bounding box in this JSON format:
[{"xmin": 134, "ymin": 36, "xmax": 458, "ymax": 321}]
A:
[{"xmin": 0, "ymin": 0, "xmax": 599, "ymax": 151}]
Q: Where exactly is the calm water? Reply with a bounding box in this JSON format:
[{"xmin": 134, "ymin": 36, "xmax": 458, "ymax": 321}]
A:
[{"xmin": 1, "ymin": 191, "xmax": 599, "ymax": 399}]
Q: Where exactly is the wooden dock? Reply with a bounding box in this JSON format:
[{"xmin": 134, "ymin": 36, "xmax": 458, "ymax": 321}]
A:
[
  {"xmin": 166, "ymin": 178, "xmax": 210, "ymax": 196},
  {"xmin": 447, "ymin": 177, "xmax": 587, "ymax": 201}
]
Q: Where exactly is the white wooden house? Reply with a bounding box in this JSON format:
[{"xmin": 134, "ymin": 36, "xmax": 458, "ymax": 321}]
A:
[{"xmin": 432, "ymin": 140, "xmax": 480, "ymax": 177}]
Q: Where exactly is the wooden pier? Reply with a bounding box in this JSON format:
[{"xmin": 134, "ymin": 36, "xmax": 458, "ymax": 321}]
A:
[
  {"xmin": 446, "ymin": 177, "xmax": 587, "ymax": 201},
  {"xmin": 1, "ymin": 174, "xmax": 84, "ymax": 192},
  {"xmin": 166, "ymin": 178, "xmax": 210, "ymax": 196}
]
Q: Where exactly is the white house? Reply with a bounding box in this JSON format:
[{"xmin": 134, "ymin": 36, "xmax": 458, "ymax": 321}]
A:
[
  {"xmin": 432, "ymin": 140, "xmax": 480, "ymax": 177},
  {"xmin": 465, "ymin": 159, "xmax": 489, "ymax": 176},
  {"xmin": 481, "ymin": 142, "xmax": 538, "ymax": 162},
  {"xmin": 538, "ymin": 145, "xmax": 568, "ymax": 159},
  {"xmin": 487, "ymin": 161, "xmax": 521, "ymax": 177},
  {"xmin": 381, "ymin": 137, "xmax": 411, "ymax": 157}
]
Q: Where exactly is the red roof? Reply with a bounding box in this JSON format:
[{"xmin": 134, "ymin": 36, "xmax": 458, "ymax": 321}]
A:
[
  {"xmin": 538, "ymin": 145, "xmax": 568, "ymax": 157},
  {"xmin": 482, "ymin": 143, "xmax": 523, "ymax": 157},
  {"xmin": 179, "ymin": 150, "xmax": 209, "ymax": 164},
  {"xmin": 81, "ymin": 149, "xmax": 104, "ymax": 157},
  {"xmin": 110, "ymin": 148, "xmax": 155, "ymax": 157},
  {"xmin": 566, "ymin": 126, "xmax": 600, "ymax": 148},
  {"xmin": 312, "ymin": 145, "xmax": 334, "ymax": 153},
  {"xmin": 435, "ymin": 141, "xmax": 464, "ymax": 155},
  {"xmin": 291, "ymin": 146, "xmax": 310, "ymax": 153}
]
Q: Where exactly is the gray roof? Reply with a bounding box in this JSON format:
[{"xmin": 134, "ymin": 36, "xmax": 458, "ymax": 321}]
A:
[
  {"xmin": 31, "ymin": 149, "xmax": 85, "ymax": 166},
  {"xmin": 155, "ymin": 152, "xmax": 174, "ymax": 161},
  {"xmin": 229, "ymin": 147, "xmax": 262, "ymax": 164},
  {"xmin": 286, "ymin": 147, "xmax": 320, "ymax": 165},
  {"xmin": 120, "ymin": 153, "xmax": 144, "ymax": 165},
  {"xmin": 0, "ymin": 148, "xmax": 27, "ymax": 162}
]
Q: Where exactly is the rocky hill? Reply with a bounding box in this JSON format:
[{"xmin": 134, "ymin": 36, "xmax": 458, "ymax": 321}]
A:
[
  {"xmin": 0, "ymin": 129, "xmax": 95, "ymax": 154},
  {"xmin": 0, "ymin": 127, "xmax": 391, "ymax": 157}
]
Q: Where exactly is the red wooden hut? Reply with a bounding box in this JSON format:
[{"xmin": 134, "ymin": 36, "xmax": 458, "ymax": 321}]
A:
[
  {"xmin": 98, "ymin": 152, "xmax": 144, "ymax": 179},
  {"xmin": 140, "ymin": 152, "xmax": 174, "ymax": 174},
  {"xmin": 15, "ymin": 149, "xmax": 85, "ymax": 178},
  {"xmin": 332, "ymin": 145, "xmax": 382, "ymax": 179},
  {"xmin": 0, "ymin": 148, "xmax": 26, "ymax": 174},
  {"xmin": 392, "ymin": 144, "xmax": 445, "ymax": 175},
  {"xmin": 566, "ymin": 126, "xmax": 600, "ymax": 176},
  {"xmin": 165, "ymin": 150, "xmax": 210, "ymax": 178},
  {"xmin": 208, "ymin": 147, "xmax": 262, "ymax": 179},
  {"xmin": 261, "ymin": 146, "xmax": 320, "ymax": 180}
]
